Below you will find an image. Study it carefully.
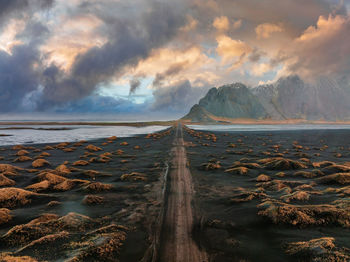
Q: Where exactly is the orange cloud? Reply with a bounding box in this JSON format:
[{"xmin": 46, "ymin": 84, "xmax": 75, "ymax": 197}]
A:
[
  {"xmin": 251, "ymin": 63, "xmax": 272, "ymax": 76},
  {"xmin": 41, "ymin": 14, "xmax": 107, "ymax": 71},
  {"xmin": 232, "ymin": 19, "xmax": 242, "ymax": 29},
  {"xmin": 213, "ymin": 16, "xmax": 229, "ymax": 31},
  {"xmin": 132, "ymin": 46, "xmax": 219, "ymax": 87},
  {"xmin": 216, "ymin": 35, "xmax": 252, "ymax": 64},
  {"xmin": 255, "ymin": 23, "xmax": 283, "ymax": 39},
  {"xmin": 278, "ymin": 14, "xmax": 350, "ymax": 79},
  {"xmin": 0, "ymin": 19, "xmax": 25, "ymax": 54}
]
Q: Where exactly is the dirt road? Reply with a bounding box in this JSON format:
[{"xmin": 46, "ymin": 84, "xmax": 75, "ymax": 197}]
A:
[{"xmin": 158, "ymin": 123, "xmax": 207, "ymax": 262}]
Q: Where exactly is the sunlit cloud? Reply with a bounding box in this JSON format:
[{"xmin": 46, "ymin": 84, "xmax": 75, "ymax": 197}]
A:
[
  {"xmin": 216, "ymin": 35, "xmax": 252, "ymax": 64},
  {"xmin": 255, "ymin": 23, "xmax": 284, "ymax": 39},
  {"xmin": 0, "ymin": 19, "xmax": 25, "ymax": 54}
]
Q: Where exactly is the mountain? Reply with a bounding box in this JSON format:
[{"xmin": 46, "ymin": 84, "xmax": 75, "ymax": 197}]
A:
[
  {"xmin": 182, "ymin": 104, "xmax": 216, "ymax": 122},
  {"xmin": 183, "ymin": 83, "xmax": 267, "ymax": 121},
  {"xmin": 183, "ymin": 75, "xmax": 350, "ymax": 122}
]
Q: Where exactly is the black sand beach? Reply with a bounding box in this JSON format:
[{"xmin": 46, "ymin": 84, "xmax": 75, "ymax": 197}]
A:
[
  {"xmin": 184, "ymin": 127, "xmax": 350, "ymax": 261},
  {"xmin": 0, "ymin": 128, "xmax": 173, "ymax": 261},
  {"xmin": 1, "ymin": 125, "xmax": 350, "ymax": 261}
]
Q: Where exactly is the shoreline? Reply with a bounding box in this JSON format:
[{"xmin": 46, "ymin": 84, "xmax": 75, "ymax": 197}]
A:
[{"xmin": 1, "ymin": 118, "xmax": 350, "ymax": 127}]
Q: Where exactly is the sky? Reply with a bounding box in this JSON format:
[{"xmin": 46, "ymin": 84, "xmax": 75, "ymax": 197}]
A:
[{"xmin": 0, "ymin": 0, "xmax": 349, "ymax": 119}]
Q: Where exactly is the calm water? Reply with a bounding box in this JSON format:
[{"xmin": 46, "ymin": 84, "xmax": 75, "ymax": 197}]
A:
[
  {"xmin": 0, "ymin": 125, "xmax": 169, "ymax": 146},
  {"xmin": 186, "ymin": 124, "xmax": 350, "ymax": 132}
]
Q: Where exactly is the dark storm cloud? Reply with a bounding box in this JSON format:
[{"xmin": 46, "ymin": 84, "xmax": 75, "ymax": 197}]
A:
[
  {"xmin": 248, "ymin": 49, "xmax": 265, "ymax": 63},
  {"xmin": 0, "ymin": 19, "xmax": 50, "ymax": 112},
  {"xmin": 151, "ymin": 80, "xmax": 210, "ymax": 113},
  {"xmin": 0, "ymin": 0, "xmax": 348, "ymax": 114},
  {"xmin": 152, "ymin": 61, "xmax": 189, "ymax": 87},
  {"xmin": 54, "ymin": 95, "xmax": 144, "ymax": 113},
  {"xmin": 0, "ymin": 45, "xmax": 40, "ymax": 112},
  {"xmin": 129, "ymin": 78, "xmax": 141, "ymax": 95},
  {"xmin": 39, "ymin": 1, "xmax": 187, "ymax": 109},
  {"xmin": 0, "ymin": 0, "xmax": 54, "ymax": 26}
]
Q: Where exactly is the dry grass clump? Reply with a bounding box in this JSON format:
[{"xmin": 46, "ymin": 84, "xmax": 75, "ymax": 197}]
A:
[
  {"xmin": 16, "ymin": 231, "xmax": 70, "ymax": 257},
  {"xmin": 56, "ymin": 164, "xmax": 71, "ymax": 175},
  {"xmin": 16, "ymin": 150, "xmax": 29, "ymax": 156},
  {"xmin": 256, "ymin": 174, "xmax": 270, "ymax": 182},
  {"xmin": 12, "ymin": 145, "xmax": 25, "ymax": 150},
  {"xmin": 258, "ymin": 157, "xmax": 307, "ymax": 170},
  {"xmin": 230, "ymin": 161, "xmax": 262, "ymax": 169},
  {"xmin": 281, "ymin": 191, "xmax": 310, "ymax": 203},
  {"xmin": 258, "ymin": 200, "xmax": 350, "ymax": 227},
  {"xmin": 38, "ymin": 172, "xmax": 66, "ymax": 185},
  {"xmin": 26, "ymin": 172, "xmax": 88, "ymax": 192},
  {"xmin": 83, "ymin": 195, "xmax": 104, "ymax": 205},
  {"xmin": 40, "ymin": 152, "xmax": 51, "ymax": 157},
  {"xmin": 62, "ymin": 148, "xmax": 75, "ymax": 152},
  {"xmin": 72, "ymin": 160, "xmax": 89, "ymax": 166},
  {"xmin": 285, "ymin": 237, "xmax": 350, "ymax": 261},
  {"xmin": 230, "ymin": 191, "xmax": 267, "ymax": 203},
  {"xmin": 317, "ymin": 173, "xmax": 350, "ymax": 185},
  {"xmin": 0, "ymin": 187, "xmax": 41, "ymax": 208},
  {"xmin": 257, "ymin": 180, "xmax": 290, "ymax": 192},
  {"xmin": 0, "ymin": 174, "xmax": 16, "ymax": 187},
  {"xmin": 1, "ymin": 212, "xmax": 97, "ymax": 247},
  {"xmin": 0, "ymin": 208, "xmax": 12, "ymax": 225},
  {"xmin": 224, "ymin": 166, "xmax": 249, "ymax": 175},
  {"xmin": 200, "ymin": 161, "xmax": 221, "ymax": 170},
  {"xmin": 0, "ymin": 254, "xmax": 38, "ymax": 262},
  {"xmin": 120, "ymin": 141, "xmax": 129, "ymax": 146},
  {"xmin": 107, "ymin": 136, "xmax": 117, "ymax": 141},
  {"xmin": 286, "ymin": 237, "xmax": 335, "ymax": 255},
  {"xmin": 32, "ymin": 159, "xmax": 50, "ymax": 168},
  {"xmin": 26, "ymin": 180, "xmax": 50, "ymax": 192},
  {"xmin": 14, "ymin": 156, "xmax": 32, "ymax": 162},
  {"xmin": 53, "ymin": 179, "xmax": 89, "ymax": 191},
  {"xmin": 293, "ymin": 171, "xmax": 317, "ymax": 178},
  {"xmin": 47, "ymin": 201, "xmax": 61, "ymax": 207},
  {"xmin": 0, "ymin": 164, "xmax": 22, "ymax": 174},
  {"xmin": 322, "ymin": 164, "xmax": 350, "ymax": 174},
  {"xmin": 55, "ymin": 142, "xmax": 70, "ymax": 149},
  {"xmin": 85, "ymin": 144, "xmax": 102, "ymax": 152},
  {"xmin": 67, "ymin": 229, "xmax": 127, "ymax": 262},
  {"xmin": 84, "ymin": 182, "xmax": 113, "ymax": 192},
  {"xmin": 121, "ymin": 172, "xmax": 147, "ymax": 181}
]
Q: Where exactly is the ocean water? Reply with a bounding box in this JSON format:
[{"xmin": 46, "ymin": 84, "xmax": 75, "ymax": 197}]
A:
[
  {"xmin": 0, "ymin": 125, "xmax": 170, "ymax": 146},
  {"xmin": 186, "ymin": 124, "xmax": 350, "ymax": 132}
]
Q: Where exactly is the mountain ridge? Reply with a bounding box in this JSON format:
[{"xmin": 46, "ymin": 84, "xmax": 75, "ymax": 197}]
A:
[{"xmin": 183, "ymin": 75, "xmax": 350, "ymax": 122}]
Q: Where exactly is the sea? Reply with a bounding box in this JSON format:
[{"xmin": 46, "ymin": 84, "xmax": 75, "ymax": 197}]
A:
[
  {"xmin": 0, "ymin": 125, "xmax": 170, "ymax": 146},
  {"xmin": 186, "ymin": 124, "xmax": 350, "ymax": 132}
]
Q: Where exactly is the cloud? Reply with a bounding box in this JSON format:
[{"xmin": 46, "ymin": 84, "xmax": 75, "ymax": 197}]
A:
[
  {"xmin": 38, "ymin": 1, "xmax": 188, "ymax": 109},
  {"xmin": 54, "ymin": 95, "xmax": 145, "ymax": 113},
  {"xmin": 232, "ymin": 19, "xmax": 243, "ymax": 29},
  {"xmin": 0, "ymin": 0, "xmax": 349, "ymax": 115},
  {"xmin": 0, "ymin": 44, "xmax": 41, "ymax": 112},
  {"xmin": 255, "ymin": 23, "xmax": 284, "ymax": 39},
  {"xmin": 251, "ymin": 63, "xmax": 272, "ymax": 76},
  {"xmin": 0, "ymin": 0, "xmax": 54, "ymax": 27},
  {"xmin": 216, "ymin": 35, "xmax": 252, "ymax": 64},
  {"xmin": 277, "ymin": 14, "xmax": 350, "ymax": 80},
  {"xmin": 129, "ymin": 78, "xmax": 141, "ymax": 95},
  {"xmin": 213, "ymin": 16, "xmax": 229, "ymax": 31},
  {"xmin": 153, "ymin": 61, "xmax": 189, "ymax": 86},
  {"xmin": 151, "ymin": 80, "xmax": 210, "ymax": 113}
]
